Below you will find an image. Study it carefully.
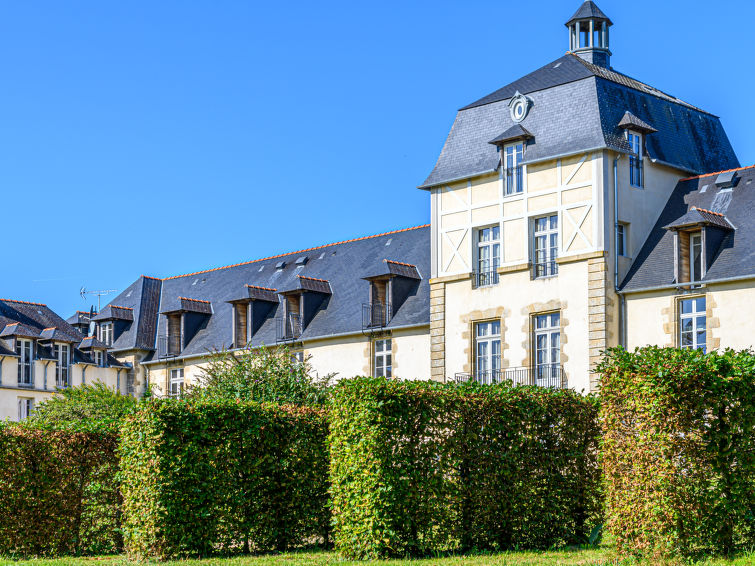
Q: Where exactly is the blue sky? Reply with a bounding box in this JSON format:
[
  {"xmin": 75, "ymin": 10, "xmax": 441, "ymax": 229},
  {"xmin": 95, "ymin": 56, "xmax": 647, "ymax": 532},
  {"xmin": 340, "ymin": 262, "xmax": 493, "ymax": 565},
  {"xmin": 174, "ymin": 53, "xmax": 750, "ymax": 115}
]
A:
[{"xmin": 2, "ymin": 0, "xmax": 753, "ymax": 317}]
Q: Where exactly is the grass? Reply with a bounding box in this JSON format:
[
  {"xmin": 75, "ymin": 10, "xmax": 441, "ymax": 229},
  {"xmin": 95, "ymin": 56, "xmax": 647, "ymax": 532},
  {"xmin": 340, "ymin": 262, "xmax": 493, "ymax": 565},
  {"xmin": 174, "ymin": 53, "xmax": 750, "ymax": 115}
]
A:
[{"xmin": 2, "ymin": 545, "xmax": 754, "ymax": 566}]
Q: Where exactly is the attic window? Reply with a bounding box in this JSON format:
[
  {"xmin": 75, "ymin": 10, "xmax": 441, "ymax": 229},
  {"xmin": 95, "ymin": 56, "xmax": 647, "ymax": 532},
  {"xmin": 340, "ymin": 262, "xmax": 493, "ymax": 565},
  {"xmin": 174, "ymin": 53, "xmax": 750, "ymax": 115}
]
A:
[{"xmin": 626, "ymin": 131, "xmax": 644, "ymax": 188}]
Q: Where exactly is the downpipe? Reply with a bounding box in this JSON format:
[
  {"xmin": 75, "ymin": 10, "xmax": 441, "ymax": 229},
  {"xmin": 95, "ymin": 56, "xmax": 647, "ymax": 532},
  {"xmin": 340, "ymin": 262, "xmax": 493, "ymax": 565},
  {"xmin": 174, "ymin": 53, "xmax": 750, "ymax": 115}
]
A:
[{"xmin": 613, "ymin": 154, "xmax": 627, "ymax": 348}]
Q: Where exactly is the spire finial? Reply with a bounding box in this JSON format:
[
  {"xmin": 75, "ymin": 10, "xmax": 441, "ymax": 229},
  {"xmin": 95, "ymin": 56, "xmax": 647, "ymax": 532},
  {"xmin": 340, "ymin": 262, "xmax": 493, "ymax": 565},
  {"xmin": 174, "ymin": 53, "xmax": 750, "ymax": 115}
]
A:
[{"xmin": 565, "ymin": 1, "xmax": 613, "ymax": 67}]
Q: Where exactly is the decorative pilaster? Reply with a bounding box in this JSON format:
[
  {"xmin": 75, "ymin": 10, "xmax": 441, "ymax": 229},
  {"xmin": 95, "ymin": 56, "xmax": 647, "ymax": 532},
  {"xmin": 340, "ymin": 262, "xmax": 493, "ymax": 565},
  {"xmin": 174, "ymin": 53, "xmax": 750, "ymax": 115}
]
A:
[
  {"xmin": 587, "ymin": 256, "xmax": 612, "ymax": 390},
  {"xmin": 430, "ymin": 280, "xmax": 446, "ymax": 382}
]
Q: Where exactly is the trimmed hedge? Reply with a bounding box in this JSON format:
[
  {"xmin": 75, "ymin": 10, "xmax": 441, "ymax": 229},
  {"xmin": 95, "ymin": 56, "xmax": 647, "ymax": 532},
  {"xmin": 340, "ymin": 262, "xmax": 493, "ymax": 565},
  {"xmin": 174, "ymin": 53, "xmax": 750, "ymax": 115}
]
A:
[
  {"xmin": 119, "ymin": 399, "xmax": 329, "ymax": 560},
  {"xmin": 0, "ymin": 423, "xmax": 120, "ymax": 557},
  {"xmin": 329, "ymin": 378, "xmax": 601, "ymax": 559},
  {"xmin": 599, "ymin": 347, "xmax": 755, "ymax": 558}
]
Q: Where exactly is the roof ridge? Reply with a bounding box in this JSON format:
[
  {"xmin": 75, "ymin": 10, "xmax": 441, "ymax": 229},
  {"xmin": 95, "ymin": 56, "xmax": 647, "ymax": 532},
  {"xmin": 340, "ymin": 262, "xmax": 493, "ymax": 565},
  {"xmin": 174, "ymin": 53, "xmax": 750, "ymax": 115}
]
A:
[
  {"xmin": 141, "ymin": 275, "xmax": 161, "ymax": 281},
  {"xmin": 1, "ymin": 299, "xmax": 47, "ymax": 306},
  {"xmin": 680, "ymin": 164, "xmax": 755, "ymax": 182},
  {"xmin": 163, "ymin": 224, "xmax": 430, "ymax": 280}
]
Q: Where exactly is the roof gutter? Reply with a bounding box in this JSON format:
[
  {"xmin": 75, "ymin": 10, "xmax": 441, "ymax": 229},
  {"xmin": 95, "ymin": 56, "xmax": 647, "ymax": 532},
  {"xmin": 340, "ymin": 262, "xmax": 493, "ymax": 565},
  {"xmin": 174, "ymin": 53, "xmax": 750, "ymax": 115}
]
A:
[
  {"xmin": 619, "ymin": 273, "xmax": 755, "ymax": 296},
  {"xmin": 141, "ymin": 322, "xmax": 431, "ymax": 366}
]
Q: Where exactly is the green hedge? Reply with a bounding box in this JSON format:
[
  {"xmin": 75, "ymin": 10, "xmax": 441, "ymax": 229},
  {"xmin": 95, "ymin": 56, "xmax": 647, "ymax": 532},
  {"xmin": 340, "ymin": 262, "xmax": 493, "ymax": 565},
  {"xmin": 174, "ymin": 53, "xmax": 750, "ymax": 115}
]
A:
[
  {"xmin": 329, "ymin": 378, "xmax": 601, "ymax": 559},
  {"xmin": 599, "ymin": 347, "xmax": 755, "ymax": 558},
  {"xmin": 119, "ymin": 399, "xmax": 329, "ymax": 560},
  {"xmin": 0, "ymin": 423, "xmax": 120, "ymax": 557}
]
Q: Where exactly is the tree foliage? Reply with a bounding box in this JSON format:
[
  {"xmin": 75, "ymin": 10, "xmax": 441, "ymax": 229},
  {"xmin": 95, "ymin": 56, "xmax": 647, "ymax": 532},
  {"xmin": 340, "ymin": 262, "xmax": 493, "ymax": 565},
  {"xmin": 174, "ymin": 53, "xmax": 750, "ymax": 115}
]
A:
[
  {"xmin": 599, "ymin": 346, "xmax": 755, "ymax": 559},
  {"xmin": 192, "ymin": 346, "xmax": 332, "ymax": 406}
]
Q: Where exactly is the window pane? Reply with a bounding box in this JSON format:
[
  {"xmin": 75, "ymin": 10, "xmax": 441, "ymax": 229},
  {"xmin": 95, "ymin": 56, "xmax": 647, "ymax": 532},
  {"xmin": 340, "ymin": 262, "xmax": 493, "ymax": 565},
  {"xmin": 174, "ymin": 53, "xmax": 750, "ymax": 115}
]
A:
[
  {"xmin": 376, "ymin": 341, "xmax": 384, "ymax": 352},
  {"xmin": 681, "ymin": 332, "xmax": 692, "ymax": 347},
  {"xmin": 550, "ymin": 313, "xmax": 560, "ymax": 327},
  {"xmin": 490, "ymin": 321, "xmax": 500, "ymax": 335},
  {"xmin": 695, "ymin": 297, "xmax": 706, "ymax": 312},
  {"xmin": 696, "ymin": 316, "xmax": 706, "ymax": 331},
  {"xmin": 681, "ymin": 300, "xmax": 693, "ymax": 314},
  {"xmin": 492, "ymin": 226, "xmax": 500, "ymax": 240},
  {"xmin": 681, "ymin": 319, "xmax": 693, "ymax": 333},
  {"xmin": 535, "ymin": 218, "xmax": 547, "ymax": 232},
  {"xmin": 385, "ymin": 355, "xmax": 391, "ymax": 367}
]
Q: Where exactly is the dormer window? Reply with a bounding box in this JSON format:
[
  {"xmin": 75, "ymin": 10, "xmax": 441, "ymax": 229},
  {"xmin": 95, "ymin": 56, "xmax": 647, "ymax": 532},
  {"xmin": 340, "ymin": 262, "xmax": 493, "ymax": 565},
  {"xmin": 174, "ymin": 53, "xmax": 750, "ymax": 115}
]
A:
[
  {"xmin": 626, "ymin": 131, "xmax": 643, "ymax": 188},
  {"xmin": 93, "ymin": 350, "xmax": 104, "ymax": 368},
  {"xmin": 99, "ymin": 322, "xmax": 113, "ymax": 346},
  {"xmin": 690, "ymin": 232, "xmax": 703, "ymax": 282},
  {"xmin": 159, "ymin": 297, "xmax": 213, "ymax": 357},
  {"xmin": 52, "ymin": 343, "xmax": 70, "ymax": 388},
  {"xmin": 16, "ymin": 339, "xmax": 33, "ymax": 386},
  {"xmin": 504, "ymin": 143, "xmax": 524, "ymax": 195},
  {"xmin": 276, "ymin": 276, "xmax": 331, "ymax": 342},
  {"xmin": 362, "ymin": 260, "xmax": 421, "ymax": 331}
]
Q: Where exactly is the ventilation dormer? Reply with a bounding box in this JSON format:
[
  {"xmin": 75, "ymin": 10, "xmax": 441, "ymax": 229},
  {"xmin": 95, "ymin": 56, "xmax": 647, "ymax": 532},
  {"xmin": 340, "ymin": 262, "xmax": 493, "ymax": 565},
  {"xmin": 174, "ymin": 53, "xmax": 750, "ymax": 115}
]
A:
[{"xmin": 664, "ymin": 207, "xmax": 735, "ymax": 284}]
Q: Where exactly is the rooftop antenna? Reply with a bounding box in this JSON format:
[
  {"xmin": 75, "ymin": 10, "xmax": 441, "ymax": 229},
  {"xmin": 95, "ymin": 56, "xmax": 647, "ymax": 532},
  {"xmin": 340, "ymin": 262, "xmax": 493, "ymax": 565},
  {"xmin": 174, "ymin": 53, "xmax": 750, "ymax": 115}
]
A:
[{"xmin": 79, "ymin": 287, "xmax": 118, "ymax": 312}]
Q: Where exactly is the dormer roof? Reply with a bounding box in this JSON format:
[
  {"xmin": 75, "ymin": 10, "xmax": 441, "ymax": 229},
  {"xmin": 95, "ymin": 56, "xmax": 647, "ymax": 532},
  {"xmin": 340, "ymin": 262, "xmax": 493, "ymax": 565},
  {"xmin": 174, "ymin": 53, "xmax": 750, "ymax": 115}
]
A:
[
  {"xmin": 488, "ymin": 124, "xmax": 534, "ymax": 146},
  {"xmin": 664, "ymin": 207, "xmax": 735, "ymax": 231},
  {"xmin": 0, "ymin": 322, "xmax": 40, "ymax": 339},
  {"xmin": 162, "ymin": 297, "xmax": 213, "ymax": 315},
  {"xmin": 618, "ymin": 111, "xmax": 657, "ymax": 134},
  {"xmin": 79, "ymin": 336, "xmax": 109, "ymax": 350},
  {"xmin": 93, "ymin": 305, "xmax": 134, "ymax": 322},
  {"xmin": 39, "ymin": 327, "xmax": 80, "ymax": 343},
  {"xmin": 279, "ymin": 275, "xmax": 332, "ymax": 295},
  {"xmin": 565, "ymin": 1, "xmax": 612, "ymax": 26}
]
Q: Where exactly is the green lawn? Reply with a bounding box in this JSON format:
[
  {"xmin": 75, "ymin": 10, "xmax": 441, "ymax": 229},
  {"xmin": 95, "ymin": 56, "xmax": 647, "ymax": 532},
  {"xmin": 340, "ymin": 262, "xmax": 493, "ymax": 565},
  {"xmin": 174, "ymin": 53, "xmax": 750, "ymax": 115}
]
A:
[{"xmin": 2, "ymin": 546, "xmax": 753, "ymax": 566}]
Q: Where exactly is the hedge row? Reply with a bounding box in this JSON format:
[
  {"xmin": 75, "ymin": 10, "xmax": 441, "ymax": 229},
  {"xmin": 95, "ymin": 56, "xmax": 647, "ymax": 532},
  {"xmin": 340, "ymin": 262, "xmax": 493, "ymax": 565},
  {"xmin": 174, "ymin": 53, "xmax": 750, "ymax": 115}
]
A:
[
  {"xmin": 0, "ymin": 424, "xmax": 120, "ymax": 557},
  {"xmin": 599, "ymin": 347, "xmax": 755, "ymax": 558},
  {"xmin": 329, "ymin": 378, "xmax": 601, "ymax": 559},
  {"xmin": 119, "ymin": 399, "xmax": 329, "ymax": 560}
]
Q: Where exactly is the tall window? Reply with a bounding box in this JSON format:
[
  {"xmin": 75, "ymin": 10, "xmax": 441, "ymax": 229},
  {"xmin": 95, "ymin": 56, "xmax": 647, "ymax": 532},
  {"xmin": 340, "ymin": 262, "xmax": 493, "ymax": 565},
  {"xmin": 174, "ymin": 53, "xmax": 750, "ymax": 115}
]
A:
[
  {"xmin": 18, "ymin": 398, "xmax": 34, "ymax": 421},
  {"xmin": 374, "ymin": 339, "xmax": 392, "ymax": 378},
  {"xmin": 93, "ymin": 350, "xmax": 104, "ymax": 368},
  {"xmin": 475, "ymin": 321, "xmax": 501, "ymax": 384},
  {"xmin": 169, "ymin": 368, "xmax": 185, "ymax": 398},
  {"xmin": 690, "ymin": 232, "xmax": 703, "ymax": 282},
  {"xmin": 476, "ymin": 226, "xmax": 501, "ymax": 287},
  {"xmin": 626, "ymin": 132, "xmax": 644, "ymax": 188},
  {"xmin": 534, "ymin": 313, "xmax": 561, "ymax": 386},
  {"xmin": 504, "ymin": 143, "xmax": 524, "ymax": 195},
  {"xmin": 533, "ymin": 214, "xmax": 559, "ymax": 278},
  {"xmin": 617, "ymin": 223, "xmax": 628, "ymax": 257},
  {"xmin": 16, "ymin": 339, "xmax": 32, "ymax": 386},
  {"xmin": 99, "ymin": 322, "xmax": 113, "ymax": 346},
  {"xmin": 680, "ymin": 297, "xmax": 706, "ymax": 352},
  {"xmin": 53, "ymin": 344, "xmax": 70, "ymax": 388}
]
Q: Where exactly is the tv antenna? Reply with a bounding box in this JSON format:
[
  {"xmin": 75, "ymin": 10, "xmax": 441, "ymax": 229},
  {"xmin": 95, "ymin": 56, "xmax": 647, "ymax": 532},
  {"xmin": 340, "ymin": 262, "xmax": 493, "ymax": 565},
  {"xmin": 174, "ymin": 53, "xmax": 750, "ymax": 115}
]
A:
[{"xmin": 79, "ymin": 287, "xmax": 118, "ymax": 312}]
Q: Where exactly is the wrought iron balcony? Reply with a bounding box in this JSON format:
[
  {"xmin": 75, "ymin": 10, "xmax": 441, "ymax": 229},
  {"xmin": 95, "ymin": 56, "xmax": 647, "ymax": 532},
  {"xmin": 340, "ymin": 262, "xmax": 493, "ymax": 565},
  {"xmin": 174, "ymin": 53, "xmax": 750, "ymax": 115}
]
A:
[
  {"xmin": 473, "ymin": 270, "xmax": 499, "ymax": 288},
  {"xmin": 453, "ymin": 364, "xmax": 565, "ymax": 389},
  {"xmin": 532, "ymin": 260, "xmax": 558, "ymax": 279},
  {"xmin": 276, "ymin": 313, "xmax": 302, "ymax": 342},
  {"xmin": 362, "ymin": 302, "xmax": 392, "ymax": 330}
]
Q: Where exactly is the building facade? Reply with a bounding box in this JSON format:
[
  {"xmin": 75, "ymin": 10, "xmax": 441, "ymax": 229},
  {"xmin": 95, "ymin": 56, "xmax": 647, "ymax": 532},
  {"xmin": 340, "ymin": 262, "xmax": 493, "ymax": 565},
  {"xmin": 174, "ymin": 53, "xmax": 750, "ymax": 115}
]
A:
[
  {"xmin": 0, "ymin": 300, "xmax": 127, "ymax": 421},
  {"xmin": 420, "ymin": 1, "xmax": 738, "ymax": 392}
]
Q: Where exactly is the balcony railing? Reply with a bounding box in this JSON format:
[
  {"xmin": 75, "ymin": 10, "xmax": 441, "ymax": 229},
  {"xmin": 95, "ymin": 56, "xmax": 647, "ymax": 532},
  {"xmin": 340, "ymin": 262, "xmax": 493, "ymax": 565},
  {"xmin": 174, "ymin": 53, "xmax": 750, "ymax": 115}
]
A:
[
  {"xmin": 532, "ymin": 260, "xmax": 558, "ymax": 279},
  {"xmin": 276, "ymin": 313, "xmax": 302, "ymax": 342},
  {"xmin": 362, "ymin": 302, "xmax": 392, "ymax": 330},
  {"xmin": 157, "ymin": 335, "xmax": 181, "ymax": 358},
  {"xmin": 454, "ymin": 364, "xmax": 565, "ymax": 389},
  {"xmin": 473, "ymin": 270, "xmax": 499, "ymax": 288}
]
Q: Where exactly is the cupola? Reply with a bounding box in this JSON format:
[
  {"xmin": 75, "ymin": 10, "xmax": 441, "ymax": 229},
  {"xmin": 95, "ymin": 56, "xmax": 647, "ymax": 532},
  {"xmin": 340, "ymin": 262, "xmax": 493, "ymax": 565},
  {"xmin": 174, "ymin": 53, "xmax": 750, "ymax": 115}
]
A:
[{"xmin": 566, "ymin": 1, "xmax": 613, "ymax": 68}]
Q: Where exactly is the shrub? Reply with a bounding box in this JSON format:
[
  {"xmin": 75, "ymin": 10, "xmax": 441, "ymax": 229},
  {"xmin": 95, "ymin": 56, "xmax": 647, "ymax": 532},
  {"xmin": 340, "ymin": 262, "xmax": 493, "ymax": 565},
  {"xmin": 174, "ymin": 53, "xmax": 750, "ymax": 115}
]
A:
[
  {"xmin": 119, "ymin": 399, "xmax": 329, "ymax": 560},
  {"xmin": 599, "ymin": 346, "xmax": 755, "ymax": 558},
  {"xmin": 192, "ymin": 346, "xmax": 332, "ymax": 406},
  {"xmin": 329, "ymin": 378, "xmax": 601, "ymax": 559},
  {"xmin": 0, "ymin": 423, "xmax": 120, "ymax": 557}
]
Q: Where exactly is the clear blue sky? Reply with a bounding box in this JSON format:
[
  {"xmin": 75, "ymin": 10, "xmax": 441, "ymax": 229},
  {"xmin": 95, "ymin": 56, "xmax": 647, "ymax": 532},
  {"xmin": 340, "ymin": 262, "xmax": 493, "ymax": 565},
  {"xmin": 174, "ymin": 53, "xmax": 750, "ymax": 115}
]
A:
[{"xmin": 2, "ymin": 0, "xmax": 753, "ymax": 317}]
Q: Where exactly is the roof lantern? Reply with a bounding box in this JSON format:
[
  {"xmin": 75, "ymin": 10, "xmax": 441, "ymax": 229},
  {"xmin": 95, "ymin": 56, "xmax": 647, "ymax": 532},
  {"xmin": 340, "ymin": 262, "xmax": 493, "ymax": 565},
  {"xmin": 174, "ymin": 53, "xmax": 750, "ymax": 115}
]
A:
[{"xmin": 566, "ymin": 1, "xmax": 613, "ymax": 68}]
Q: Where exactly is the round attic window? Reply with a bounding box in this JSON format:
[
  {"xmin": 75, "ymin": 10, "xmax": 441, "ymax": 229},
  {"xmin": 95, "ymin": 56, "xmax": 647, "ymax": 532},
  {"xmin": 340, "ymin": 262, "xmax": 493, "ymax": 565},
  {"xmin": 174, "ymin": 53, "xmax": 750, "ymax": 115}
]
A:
[{"xmin": 509, "ymin": 91, "xmax": 532, "ymax": 123}]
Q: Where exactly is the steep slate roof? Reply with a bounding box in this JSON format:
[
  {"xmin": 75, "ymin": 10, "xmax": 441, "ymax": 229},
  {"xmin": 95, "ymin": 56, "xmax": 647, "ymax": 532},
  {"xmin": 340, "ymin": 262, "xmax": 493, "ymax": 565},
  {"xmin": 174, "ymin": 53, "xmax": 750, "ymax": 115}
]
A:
[
  {"xmin": 421, "ymin": 54, "xmax": 737, "ymax": 188},
  {"xmin": 622, "ymin": 166, "xmax": 755, "ymax": 291},
  {"xmin": 108, "ymin": 225, "xmax": 429, "ymax": 360},
  {"xmin": 104, "ymin": 276, "xmax": 162, "ymax": 352},
  {"xmin": 0, "ymin": 300, "xmax": 83, "ymax": 343}
]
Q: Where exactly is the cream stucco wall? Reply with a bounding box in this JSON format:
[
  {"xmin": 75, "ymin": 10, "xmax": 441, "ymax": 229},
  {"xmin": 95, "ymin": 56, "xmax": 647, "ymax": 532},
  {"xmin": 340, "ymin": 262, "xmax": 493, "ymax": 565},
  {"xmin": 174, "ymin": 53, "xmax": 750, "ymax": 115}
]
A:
[{"xmin": 0, "ymin": 355, "xmax": 124, "ymax": 422}]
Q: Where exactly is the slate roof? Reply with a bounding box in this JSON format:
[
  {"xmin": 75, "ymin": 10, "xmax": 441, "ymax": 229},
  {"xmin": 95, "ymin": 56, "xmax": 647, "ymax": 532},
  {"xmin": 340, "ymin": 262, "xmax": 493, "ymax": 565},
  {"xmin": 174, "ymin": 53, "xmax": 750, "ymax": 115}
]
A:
[
  {"xmin": 39, "ymin": 327, "xmax": 79, "ymax": 342},
  {"xmin": 566, "ymin": 1, "xmax": 612, "ymax": 25},
  {"xmin": 105, "ymin": 225, "xmax": 430, "ymax": 360},
  {"xmin": 489, "ymin": 124, "xmax": 534, "ymax": 146},
  {"xmin": 66, "ymin": 311, "xmax": 95, "ymax": 326},
  {"xmin": 104, "ymin": 276, "xmax": 162, "ymax": 352},
  {"xmin": 79, "ymin": 336, "xmax": 109, "ymax": 350},
  {"xmin": 421, "ymin": 54, "xmax": 737, "ymax": 188},
  {"xmin": 0, "ymin": 300, "xmax": 82, "ymax": 343},
  {"xmin": 93, "ymin": 305, "xmax": 134, "ymax": 322},
  {"xmin": 618, "ymin": 111, "xmax": 657, "ymax": 133},
  {"xmin": 622, "ymin": 166, "xmax": 755, "ymax": 291}
]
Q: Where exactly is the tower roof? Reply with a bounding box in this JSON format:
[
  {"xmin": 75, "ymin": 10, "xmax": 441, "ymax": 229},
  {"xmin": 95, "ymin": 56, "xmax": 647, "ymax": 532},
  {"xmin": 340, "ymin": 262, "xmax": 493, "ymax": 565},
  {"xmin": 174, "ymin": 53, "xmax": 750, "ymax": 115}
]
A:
[{"xmin": 566, "ymin": 1, "xmax": 612, "ymax": 26}]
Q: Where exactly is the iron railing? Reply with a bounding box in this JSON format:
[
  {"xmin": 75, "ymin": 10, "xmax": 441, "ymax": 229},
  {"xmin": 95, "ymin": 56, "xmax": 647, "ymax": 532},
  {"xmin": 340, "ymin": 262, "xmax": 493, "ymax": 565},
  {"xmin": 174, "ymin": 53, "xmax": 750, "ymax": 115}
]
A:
[
  {"xmin": 362, "ymin": 302, "xmax": 392, "ymax": 330},
  {"xmin": 157, "ymin": 335, "xmax": 181, "ymax": 358},
  {"xmin": 454, "ymin": 364, "xmax": 565, "ymax": 389},
  {"xmin": 532, "ymin": 260, "xmax": 558, "ymax": 279},
  {"xmin": 473, "ymin": 270, "xmax": 499, "ymax": 288},
  {"xmin": 276, "ymin": 313, "xmax": 302, "ymax": 342}
]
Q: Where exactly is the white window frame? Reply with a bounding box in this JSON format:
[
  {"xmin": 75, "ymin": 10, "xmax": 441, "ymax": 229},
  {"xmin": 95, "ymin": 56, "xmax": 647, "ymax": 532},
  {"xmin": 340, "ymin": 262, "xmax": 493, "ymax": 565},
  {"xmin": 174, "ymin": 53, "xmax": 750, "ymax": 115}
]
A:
[
  {"xmin": 16, "ymin": 339, "xmax": 33, "ymax": 386},
  {"xmin": 374, "ymin": 339, "xmax": 392, "ymax": 378},
  {"xmin": 475, "ymin": 225, "xmax": 501, "ymax": 287},
  {"xmin": 93, "ymin": 350, "xmax": 104, "ymax": 368},
  {"xmin": 503, "ymin": 142, "xmax": 524, "ymax": 196},
  {"xmin": 99, "ymin": 322, "xmax": 113, "ymax": 347},
  {"xmin": 291, "ymin": 351, "xmax": 304, "ymax": 365},
  {"xmin": 690, "ymin": 232, "xmax": 703, "ymax": 282},
  {"xmin": 169, "ymin": 368, "xmax": 185, "ymax": 398},
  {"xmin": 474, "ymin": 320, "xmax": 501, "ymax": 384},
  {"xmin": 534, "ymin": 313, "xmax": 561, "ymax": 385},
  {"xmin": 18, "ymin": 397, "xmax": 34, "ymax": 420},
  {"xmin": 617, "ymin": 223, "xmax": 629, "ymax": 257},
  {"xmin": 53, "ymin": 343, "xmax": 70, "ymax": 388},
  {"xmin": 533, "ymin": 214, "xmax": 559, "ymax": 278},
  {"xmin": 626, "ymin": 131, "xmax": 644, "ymax": 188},
  {"xmin": 679, "ymin": 297, "xmax": 706, "ymax": 353}
]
